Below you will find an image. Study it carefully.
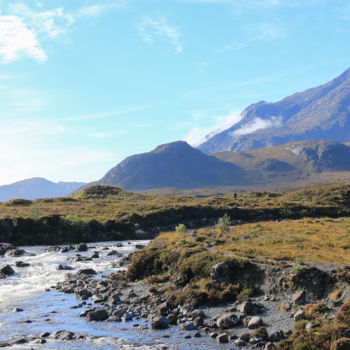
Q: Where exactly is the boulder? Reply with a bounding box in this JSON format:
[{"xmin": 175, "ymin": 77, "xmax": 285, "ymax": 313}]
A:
[
  {"xmin": 5, "ymin": 249, "xmax": 26, "ymax": 257},
  {"xmin": 180, "ymin": 322, "xmax": 197, "ymax": 331},
  {"xmin": 293, "ymin": 290, "xmax": 306, "ymax": 305},
  {"xmin": 248, "ymin": 316, "xmax": 263, "ymax": 329},
  {"xmin": 15, "ymin": 261, "xmax": 30, "ymax": 268},
  {"xmin": 294, "ymin": 309, "xmax": 305, "ymax": 321},
  {"xmin": 86, "ymin": 309, "xmax": 109, "ymax": 322},
  {"xmin": 210, "ymin": 262, "xmax": 230, "ymax": 282},
  {"xmin": 77, "ymin": 243, "xmax": 88, "ymax": 252},
  {"xmin": 216, "ymin": 313, "xmax": 238, "ymax": 329},
  {"xmin": 264, "ymin": 343, "xmax": 276, "ymax": 350},
  {"xmin": 50, "ymin": 330, "xmax": 75, "ymax": 340},
  {"xmin": 77, "ymin": 268, "xmax": 96, "ymax": 275},
  {"xmin": 0, "ymin": 265, "xmax": 14, "ymax": 275},
  {"xmin": 151, "ymin": 316, "xmax": 170, "ymax": 329},
  {"xmin": 216, "ymin": 333, "xmax": 229, "ymax": 343}
]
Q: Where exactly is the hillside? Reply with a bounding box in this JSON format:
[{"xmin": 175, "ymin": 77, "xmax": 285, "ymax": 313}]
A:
[
  {"xmin": 98, "ymin": 141, "xmax": 249, "ymax": 190},
  {"xmin": 0, "ymin": 178, "xmax": 86, "ymax": 202},
  {"xmin": 199, "ymin": 67, "xmax": 350, "ymax": 153}
]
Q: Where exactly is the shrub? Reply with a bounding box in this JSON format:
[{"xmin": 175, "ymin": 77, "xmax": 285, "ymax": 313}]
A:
[
  {"xmin": 175, "ymin": 224, "xmax": 187, "ymax": 233},
  {"xmin": 216, "ymin": 213, "xmax": 230, "ymax": 236}
]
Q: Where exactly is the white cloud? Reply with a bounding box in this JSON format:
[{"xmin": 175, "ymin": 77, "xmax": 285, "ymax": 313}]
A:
[
  {"xmin": 0, "ymin": 15, "xmax": 47, "ymax": 63},
  {"xmin": 184, "ymin": 110, "xmax": 243, "ymax": 146},
  {"xmin": 138, "ymin": 17, "xmax": 183, "ymax": 54},
  {"xmin": 0, "ymin": 2, "xmax": 122, "ymax": 63},
  {"xmin": 232, "ymin": 116, "xmax": 282, "ymax": 137}
]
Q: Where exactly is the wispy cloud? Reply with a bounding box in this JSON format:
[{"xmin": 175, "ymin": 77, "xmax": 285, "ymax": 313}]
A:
[
  {"xmin": 64, "ymin": 104, "xmax": 155, "ymax": 122},
  {"xmin": 0, "ymin": 1, "xmax": 123, "ymax": 63},
  {"xmin": 138, "ymin": 16, "xmax": 183, "ymax": 54},
  {"xmin": 232, "ymin": 116, "xmax": 282, "ymax": 137},
  {"xmin": 215, "ymin": 21, "xmax": 285, "ymax": 53},
  {"xmin": 184, "ymin": 110, "xmax": 243, "ymax": 146}
]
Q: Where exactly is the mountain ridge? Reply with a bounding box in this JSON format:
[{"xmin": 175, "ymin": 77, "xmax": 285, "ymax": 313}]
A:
[{"xmin": 199, "ymin": 68, "xmax": 350, "ymax": 153}]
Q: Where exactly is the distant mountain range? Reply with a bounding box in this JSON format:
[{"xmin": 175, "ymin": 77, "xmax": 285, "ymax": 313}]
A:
[
  {"xmin": 95, "ymin": 140, "xmax": 350, "ymax": 191},
  {"xmin": 199, "ymin": 68, "xmax": 350, "ymax": 153},
  {"xmin": 0, "ymin": 178, "xmax": 86, "ymax": 202}
]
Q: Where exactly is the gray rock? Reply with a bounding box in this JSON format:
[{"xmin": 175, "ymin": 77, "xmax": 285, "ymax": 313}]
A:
[
  {"xmin": 77, "ymin": 268, "xmax": 96, "ymax": 275},
  {"xmin": 122, "ymin": 312, "xmax": 134, "ymax": 322},
  {"xmin": 210, "ymin": 262, "xmax": 230, "ymax": 282},
  {"xmin": 0, "ymin": 265, "xmax": 14, "ymax": 275},
  {"xmin": 248, "ymin": 316, "xmax": 263, "ymax": 329},
  {"xmin": 235, "ymin": 339, "xmax": 248, "ymax": 347},
  {"xmin": 5, "ymin": 248, "xmax": 25, "ymax": 257},
  {"xmin": 264, "ymin": 342, "xmax": 276, "ymax": 350},
  {"xmin": 216, "ymin": 313, "xmax": 238, "ymax": 329},
  {"xmin": 216, "ymin": 333, "xmax": 229, "ymax": 343},
  {"xmin": 293, "ymin": 290, "xmax": 306, "ymax": 305},
  {"xmin": 151, "ymin": 316, "xmax": 170, "ymax": 329},
  {"xmin": 50, "ymin": 330, "xmax": 75, "ymax": 340},
  {"xmin": 180, "ymin": 322, "xmax": 197, "ymax": 331},
  {"xmin": 86, "ymin": 308, "xmax": 109, "ymax": 321},
  {"xmin": 15, "ymin": 261, "xmax": 30, "ymax": 268},
  {"xmin": 13, "ymin": 307, "xmax": 23, "ymax": 312},
  {"xmin": 77, "ymin": 243, "xmax": 88, "ymax": 252},
  {"xmin": 269, "ymin": 330, "xmax": 284, "ymax": 342},
  {"xmin": 294, "ymin": 309, "xmax": 305, "ymax": 321}
]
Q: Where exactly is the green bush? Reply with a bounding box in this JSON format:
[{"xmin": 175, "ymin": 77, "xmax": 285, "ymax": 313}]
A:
[
  {"xmin": 175, "ymin": 224, "xmax": 187, "ymax": 233},
  {"xmin": 216, "ymin": 213, "xmax": 230, "ymax": 235}
]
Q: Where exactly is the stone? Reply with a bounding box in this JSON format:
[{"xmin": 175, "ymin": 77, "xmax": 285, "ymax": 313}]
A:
[
  {"xmin": 57, "ymin": 265, "xmax": 74, "ymax": 271},
  {"xmin": 151, "ymin": 316, "xmax": 170, "ymax": 329},
  {"xmin": 194, "ymin": 332, "xmax": 201, "ymax": 337},
  {"xmin": 5, "ymin": 249, "xmax": 25, "ymax": 257},
  {"xmin": 77, "ymin": 268, "xmax": 96, "ymax": 275},
  {"xmin": 210, "ymin": 262, "xmax": 230, "ymax": 282},
  {"xmin": 248, "ymin": 317, "xmax": 263, "ymax": 329},
  {"xmin": 86, "ymin": 309, "xmax": 109, "ymax": 321},
  {"xmin": 50, "ymin": 330, "xmax": 75, "ymax": 340},
  {"xmin": 216, "ymin": 313, "xmax": 238, "ymax": 329},
  {"xmin": 13, "ymin": 307, "xmax": 23, "ymax": 312},
  {"xmin": 122, "ymin": 312, "xmax": 134, "ymax": 322},
  {"xmin": 216, "ymin": 333, "xmax": 229, "ymax": 343},
  {"xmin": 106, "ymin": 293, "xmax": 121, "ymax": 305},
  {"xmin": 269, "ymin": 330, "xmax": 284, "ymax": 342},
  {"xmin": 239, "ymin": 332, "xmax": 251, "ymax": 342},
  {"xmin": 15, "ymin": 261, "xmax": 30, "ymax": 268},
  {"xmin": 0, "ymin": 265, "xmax": 14, "ymax": 275},
  {"xmin": 239, "ymin": 300, "xmax": 253, "ymax": 314},
  {"xmin": 235, "ymin": 339, "xmax": 248, "ymax": 347},
  {"xmin": 294, "ymin": 309, "xmax": 305, "ymax": 321},
  {"xmin": 293, "ymin": 290, "xmax": 306, "ymax": 305},
  {"xmin": 264, "ymin": 342, "xmax": 276, "ymax": 350},
  {"xmin": 305, "ymin": 322, "xmax": 317, "ymax": 332},
  {"xmin": 343, "ymin": 329, "xmax": 350, "ymax": 338},
  {"xmin": 77, "ymin": 243, "xmax": 88, "ymax": 252},
  {"xmin": 180, "ymin": 322, "xmax": 197, "ymax": 331}
]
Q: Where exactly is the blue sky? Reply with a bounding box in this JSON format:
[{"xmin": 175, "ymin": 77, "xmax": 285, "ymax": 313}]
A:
[{"xmin": 1, "ymin": 0, "xmax": 350, "ymax": 185}]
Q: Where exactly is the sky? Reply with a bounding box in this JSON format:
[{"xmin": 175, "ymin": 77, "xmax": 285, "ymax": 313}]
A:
[{"xmin": 0, "ymin": 0, "xmax": 350, "ymax": 185}]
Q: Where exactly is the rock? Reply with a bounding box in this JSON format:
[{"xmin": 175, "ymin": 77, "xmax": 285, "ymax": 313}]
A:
[
  {"xmin": 305, "ymin": 322, "xmax": 317, "ymax": 332},
  {"xmin": 13, "ymin": 307, "xmax": 23, "ymax": 312},
  {"xmin": 193, "ymin": 316, "xmax": 204, "ymax": 327},
  {"xmin": 91, "ymin": 251, "xmax": 99, "ymax": 259},
  {"xmin": 0, "ymin": 265, "xmax": 14, "ymax": 275},
  {"xmin": 87, "ymin": 309, "xmax": 109, "ymax": 322},
  {"xmin": 248, "ymin": 317, "xmax": 263, "ymax": 329},
  {"xmin": 269, "ymin": 330, "xmax": 284, "ymax": 342},
  {"xmin": 180, "ymin": 322, "xmax": 197, "ymax": 331},
  {"xmin": 107, "ymin": 250, "xmax": 121, "ymax": 256},
  {"xmin": 135, "ymin": 244, "xmax": 145, "ymax": 249},
  {"xmin": 235, "ymin": 339, "xmax": 248, "ymax": 347},
  {"xmin": 216, "ymin": 333, "xmax": 229, "ymax": 343},
  {"xmin": 50, "ymin": 330, "xmax": 75, "ymax": 340},
  {"xmin": 239, "ymin": 332, "xmax": 251, "ymax": 342},
  {"xmin": 15, "ymin": 261, "xmax": 30, "ymax": 268},
  {"xmin": 210, "ymin": 262, "xmax": 230, "ymax": 282},
  {"xmin": 293, "ymin": 290, "xmax": 306, "ymax": 305},
  {"xmin": 77, "ymin": 268, "xmax": 96, "ymax": 275},
  {"xmin": 106, "ymin": 293, "xmax": 121, "ymax": 305},
  {"xmin": 40, "ymin": 332, "xmax": 51, "ymax": 338},
  {"xmin": 239, "ymin": 300, "xmax": 253, "ymax": 314},
  {"xmin": 194, "ymin": 332, "xmax": 201, "ymax": 337},
  {"xmin": 294, "ymin": 309, "xmax": 305, "ymax": 321},
  {"xmin": 343, "ymin": 329, "xmax": 350, "ymax": 338},
  {"xmin": 209, "ymin": 332, "xmax": 218, "ymax": 338},
  {"xmin": 77, "ymin": 243, "xmax": 88, "ymax": 252},
  {"xmin": 151, "ymin": 316, "xmax": 170, "ymax": 329},
  {"xmin": 5, "ymin": 248, "xmax": 26, "ymax": 257},
  {"xmin": 264, "ymin": 342, "xmax": 276, "ymax": 350},
  {"xmin": 57, "ymin": 265, "xmax": 74, "ymax": 271},
  {"xmin": 122, "ymin": 312, "xmax": 134, "ymax": 322},
  {"xmin": 216, "ymin": 313, "xmax": 238, "ymax": 329}
]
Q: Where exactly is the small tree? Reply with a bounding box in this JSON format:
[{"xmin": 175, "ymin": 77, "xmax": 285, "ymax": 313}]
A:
[
  {"xmin": 216, "ymin": 213, "xmax": 230, "ymax": 236},
  {"xmin": 28, "ymin": 207, "xmax": 39, "ymax": 221},
  {"xmin": 175, "ymin": 223, "xmax": 187, "ymax": 233}
]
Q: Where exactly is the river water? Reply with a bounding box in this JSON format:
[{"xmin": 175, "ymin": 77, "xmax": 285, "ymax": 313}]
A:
[{"xmin": 0, "ymin": 241, "xmax": 236, "ymax": 349}]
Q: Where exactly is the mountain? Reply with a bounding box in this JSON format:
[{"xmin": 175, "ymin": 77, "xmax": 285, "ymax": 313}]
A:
[
  {"xmin": 98, "ymin": 141, "xmax": 250, "ymax": 190},
  {"xmin": 213, "ymin": 140, "xmax": 350, "ymax": 185},
  {"xmin": 199, "ymin": 68, "xmax": 350, "ymax": 153},
  {"xmin": 0, "ymin": 178, "xmax": 86, "ymax": 202}
]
